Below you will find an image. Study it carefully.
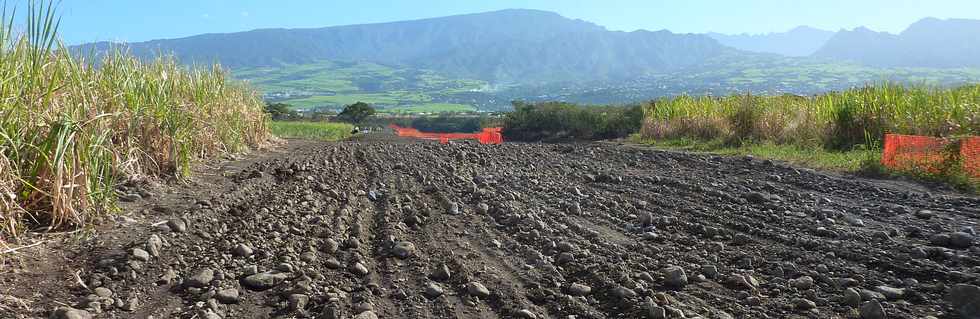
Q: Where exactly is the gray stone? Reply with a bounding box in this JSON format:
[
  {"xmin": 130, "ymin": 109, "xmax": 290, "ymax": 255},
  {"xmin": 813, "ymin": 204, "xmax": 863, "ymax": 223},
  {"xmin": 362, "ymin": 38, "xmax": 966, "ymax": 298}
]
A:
[
  {"xmin": 843, "ymin": 288, "xmax": 862, "ymax": 307},
  {"xmin": 950, "ymin": 232, "xmax": 975, "ymax": 248},
  {"xmin": 664, "ymin": 266, "xmax": 688, "ymax": 287},
  {"xmin": 184, "ymin": 269, "xmax": 214, "ymax": 288},
  {"xmin": 701, "ymin": 265, "xmax": 719, "ymax": 279},
  {"xmin": 288, "ymin": 294, "xmax": 309, "ymax": 311},
  {"xmin": 424, "ymin": 282, "xmax": 444, "ymax": 298},
  {"xmin": 948, "ymin": 284, "xmax": 980, "ymax": 318},
  {"xmin": 232, "ymin": 244, "xmax": 253, "ymax": 257},
  {"xmin": 241, "ymin": 271, "xmax": 290, "ymax": 291},
  {"xmin": 93, "ymin": 287, "xmax": 113, "ymax": 298},
  {"xmin": 392, "ymin": 241, "xmax": 416, "ymax": 259},
  {"xmin": 875, "ymin": 285, "xmax": 905, "ymax": 300},
  {"xmin": 146, "ymin": 235, "xmax": 163, "ymax": 257},
  {"xmin": 324, "ymin": 238, "xmax": 340, "ymax": 254},
  {"xmin": 791, "ymin": 276, "xmax": 814, "ymax": 290},
  {"xmin": 51, "ymin": 307, "xmax": 92, "ymax": 319},
  {"xmin": 431, "ymin": 264, "xmax": 451, "ymax": 281},
  {"xmin": 793, "ymin": 298, "xmax": 816, "ymax": 310},
  {"xmin": 646, "ymin": 302, "xmax": 666, "ymax": 319},
  {"xmin": 350, "ymin": 262, "xmax": 369, "ymax": 277},
  {"xmin": 166, "ymin": 219, "xmax": 187, "ymax": 233},
  {"xmin": 859, "ymin": 301, "xmax": 886, "ymax": 319},
  {"xmin": 131, "ymin": 248, "xmax": 150, "ymax": 262},
  {"xmin": 466, "ymin": 282, "xmax": 490, "ymax": 298},
  {"xmin": 567, "ymin": 283, "xmax": 592, "ymax": 296},
  {"xmin": 353, "ymin": 311, "xmax": 378, "ymax": 319},
  {"xmin": 216, "ymin": 288, "xmax": 240, "ymax": 304}
]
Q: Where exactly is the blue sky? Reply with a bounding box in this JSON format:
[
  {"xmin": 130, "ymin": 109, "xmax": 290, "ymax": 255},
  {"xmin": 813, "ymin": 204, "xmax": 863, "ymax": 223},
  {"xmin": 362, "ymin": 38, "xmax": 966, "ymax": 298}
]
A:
[{"xmin": 19, "ymin": 0, "xmax": 980, "ymax": 44}]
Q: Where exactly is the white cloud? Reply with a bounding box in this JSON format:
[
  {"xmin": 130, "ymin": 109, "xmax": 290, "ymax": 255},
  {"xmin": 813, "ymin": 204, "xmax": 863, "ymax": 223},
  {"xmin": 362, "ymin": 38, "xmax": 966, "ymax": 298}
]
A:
[
  {"xmin": 201, "ymin": 13, "xmax": 211, "ymax": 19},
  {"xmin": 241, "ymin": 11, "xmax": 250, "ymax": 17}
]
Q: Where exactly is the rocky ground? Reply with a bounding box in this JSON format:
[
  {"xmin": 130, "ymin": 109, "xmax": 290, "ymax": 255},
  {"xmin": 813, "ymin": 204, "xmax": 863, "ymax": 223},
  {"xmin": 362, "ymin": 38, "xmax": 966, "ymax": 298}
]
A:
[{"xmin": 2, "ymin": 134, "xmax": 979, "ymax": 319}]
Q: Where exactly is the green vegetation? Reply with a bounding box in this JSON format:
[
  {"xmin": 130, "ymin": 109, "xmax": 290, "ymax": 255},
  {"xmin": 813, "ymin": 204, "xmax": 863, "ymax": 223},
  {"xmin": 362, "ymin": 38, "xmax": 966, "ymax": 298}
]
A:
[
  {"xmin": 382, "ymin": 103, "xmax": 477, "ymax": 114},
  {"xmin": 233, "ymin": 60, "xmax": 488, "ymax": 113},
  {"xmin": 1, "ymin": 2, "xmax": 269, "ymax": 241},
  {"xmin": 639, "ymin": 83, "xmax": 979, "ymax": 190},
  {"xmin": 265, "ymin": 102, "xmax": 299, "ymax": 120},
  {"xmin": 270, "ymin": 122, "xmax": 353, "ymax": 141},
  {"xmin": 502, "ymin": 102, "xmax": 643, "ymax": 141},
  {"xmin": 337, "ymin": 102, "xmax": 376, "ymax": 123},
  {"xmin": 635, "ymin": 137, "xmax": 877, "ymax": 171}
]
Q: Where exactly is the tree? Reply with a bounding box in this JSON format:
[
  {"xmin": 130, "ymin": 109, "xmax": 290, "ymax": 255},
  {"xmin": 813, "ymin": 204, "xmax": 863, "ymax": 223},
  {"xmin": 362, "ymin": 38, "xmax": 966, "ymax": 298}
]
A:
[
  {"xmin": 265, "ymin": 102, "xmax": 298, "ymax": 120},
  {"xmin": 337, "ymin": 102, "xmax": 376, "ymax": 123}
]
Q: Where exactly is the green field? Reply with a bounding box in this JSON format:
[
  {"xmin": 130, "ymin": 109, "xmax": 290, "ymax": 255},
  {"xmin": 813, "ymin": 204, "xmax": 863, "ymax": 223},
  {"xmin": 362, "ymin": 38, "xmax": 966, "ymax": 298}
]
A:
[
  {"xmin": 382, "ymin": 103, "xmax": 477, "ymax": 114},
  {"xmin": 270, "ymin": 121, "xmax": 354, "ymax": 141},
  {"xmin": 233, "ymin": 60, "xmax": 486, "ymax": 113}
]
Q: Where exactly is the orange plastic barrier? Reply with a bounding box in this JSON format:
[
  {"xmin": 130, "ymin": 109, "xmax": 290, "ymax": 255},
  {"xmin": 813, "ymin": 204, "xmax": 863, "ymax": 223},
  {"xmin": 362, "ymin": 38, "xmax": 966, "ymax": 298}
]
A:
[
  {"xmin": 881, "ymin": 134, "xmax": 979, "ymax": 177},
  {"xmin": 389, "ymin": 125, "xmax": 503, "ymax": 145}
]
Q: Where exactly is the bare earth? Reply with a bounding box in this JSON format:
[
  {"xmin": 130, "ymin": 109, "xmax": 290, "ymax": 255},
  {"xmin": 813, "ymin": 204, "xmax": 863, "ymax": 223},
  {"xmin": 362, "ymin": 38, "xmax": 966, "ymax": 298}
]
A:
[{"xmin": 2, "ymin": 134, "xmax": 979, "ymax": 319}]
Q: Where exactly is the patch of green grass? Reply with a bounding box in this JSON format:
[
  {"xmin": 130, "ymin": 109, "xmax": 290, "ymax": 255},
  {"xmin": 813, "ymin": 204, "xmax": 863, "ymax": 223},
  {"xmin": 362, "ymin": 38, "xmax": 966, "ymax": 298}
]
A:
[
  {"xmin": 634, "ymin": 136, "xmax": 876, "ymax": 171},
  {"xmin": 634, "ymin": 136, "xmax": 978, "ymax": 193},
  {"xmin": 270, "ymin": 121, "xmax": 353, "ymax": 141},
  {"xmin": 382, "ymin": 103, "xmax": 477, "ymax": 114}
]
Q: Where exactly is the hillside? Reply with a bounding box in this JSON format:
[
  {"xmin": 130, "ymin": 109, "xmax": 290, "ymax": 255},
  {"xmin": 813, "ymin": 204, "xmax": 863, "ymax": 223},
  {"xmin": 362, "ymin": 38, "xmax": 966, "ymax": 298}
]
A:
[
  {"xmin": 73, "ymin": 9, "xmax": 728, "ymax": 84},
  {"xmin": 707, "ymin": 26, "xmax": 835, "ymax": 57},
  {"xmin": 813, "ymin": 18, "xmax": 980, "ymax": 68}
]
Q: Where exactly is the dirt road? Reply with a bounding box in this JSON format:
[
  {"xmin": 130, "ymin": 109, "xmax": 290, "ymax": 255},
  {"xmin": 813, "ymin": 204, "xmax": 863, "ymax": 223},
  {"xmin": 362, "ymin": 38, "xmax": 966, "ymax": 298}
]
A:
[{"xmin": 3, "ymin": 135, "xmax": 979, "ymax": 318}]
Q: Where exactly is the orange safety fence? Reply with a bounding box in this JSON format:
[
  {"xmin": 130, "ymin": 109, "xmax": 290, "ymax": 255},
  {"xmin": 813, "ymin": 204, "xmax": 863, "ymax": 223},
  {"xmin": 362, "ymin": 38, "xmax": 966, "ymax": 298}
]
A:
[
  {"xmin": 389, "ymin": 124, "xmax": 504, "ymax": 145},
  {"xmin": 881, "ymin": 134, "xmax": 980, "ymax": 177}
]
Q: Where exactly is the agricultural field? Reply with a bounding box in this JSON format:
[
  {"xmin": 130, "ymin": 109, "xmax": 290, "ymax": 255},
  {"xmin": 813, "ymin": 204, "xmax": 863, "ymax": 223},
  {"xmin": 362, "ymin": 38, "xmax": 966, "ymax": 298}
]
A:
[{"xmin": 233, "ymin": 60, "xmax": 490, "ymax": 113}]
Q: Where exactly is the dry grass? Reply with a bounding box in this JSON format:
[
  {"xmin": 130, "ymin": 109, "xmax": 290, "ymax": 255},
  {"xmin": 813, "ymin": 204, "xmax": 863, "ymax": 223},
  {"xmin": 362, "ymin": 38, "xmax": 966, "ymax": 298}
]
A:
[{"xmin": 0, "ymin": 1, "xmax": 270, "ymax": 244}]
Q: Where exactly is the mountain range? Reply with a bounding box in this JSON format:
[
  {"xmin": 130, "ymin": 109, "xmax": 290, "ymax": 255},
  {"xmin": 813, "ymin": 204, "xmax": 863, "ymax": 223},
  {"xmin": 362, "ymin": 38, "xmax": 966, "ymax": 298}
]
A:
[{"xmin": 72, "ymin": 10, "xmax": 980, "ymax": 110}]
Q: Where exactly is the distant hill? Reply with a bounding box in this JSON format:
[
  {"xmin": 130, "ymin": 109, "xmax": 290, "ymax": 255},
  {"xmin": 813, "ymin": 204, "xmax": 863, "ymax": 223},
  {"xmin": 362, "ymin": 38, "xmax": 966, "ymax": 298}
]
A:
[
  {"xmin": 813, "ymin": 18, "xmax": 980, "ymax": 68},
  {"xmin": 707, "ymin": 26, "xmax": 835, "ymax": 56},
  {"xmin": 73, "ymin": 9, "xmax": 729, "ymax": 84}
]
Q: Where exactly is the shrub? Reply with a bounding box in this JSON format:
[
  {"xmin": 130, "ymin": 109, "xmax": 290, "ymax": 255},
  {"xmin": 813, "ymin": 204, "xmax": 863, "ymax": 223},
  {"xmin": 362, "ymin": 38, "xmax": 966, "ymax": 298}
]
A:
[{"xmin": 502, "ymin": 101, "xmax": 642, "ymax": 141}]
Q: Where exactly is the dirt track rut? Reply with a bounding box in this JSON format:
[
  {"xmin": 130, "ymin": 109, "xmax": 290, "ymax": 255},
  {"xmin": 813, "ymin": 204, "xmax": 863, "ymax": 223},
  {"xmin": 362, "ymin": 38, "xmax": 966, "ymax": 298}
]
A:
[{"xmin": 3, "ymin": 135, "xmax": 980, "ymax": 318}]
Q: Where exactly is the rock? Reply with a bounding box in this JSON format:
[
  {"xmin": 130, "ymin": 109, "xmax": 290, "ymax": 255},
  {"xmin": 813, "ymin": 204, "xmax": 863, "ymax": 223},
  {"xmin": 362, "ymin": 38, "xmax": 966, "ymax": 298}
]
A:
[
  {"xmin": 232, "ymin": 244, "xmax": 253, "ymax": 257},
  {"xmin": 166, "ymin": 218, "xmax": 187, "ymax": 233},
  {"xmin": 353, "ymin": 311, "xmax": 379, "ymax": 319},
  {"xmin": 448, "ymin": 202, "xmax": 460, "ymax": 215},
  {"xmin": 950, "ymin": 232, "xmax": 975, "ymax": 248},
  {"xmin": 300, "ymin": 252, "xmax": 317, "ymax": 262},
  {"xmin": 515, "ymin": 309, "xmax": 537, "ymax": 318},
  {"xmin": 664, "ymin": 266, "xmax": 688, "ymax": 287},
  {"xmin": 611, "ymin": 286, "xmax": 637, "ymax": 298},
  {"xmin": 93, "ymin": 287, "xmax": 112, "ymax": 298},
  {"xmin": 567, "ymin": 283, "xmax": 592, "ymax": 296},
  {"xmin": 146, "ymin": 235, "xmax": 163, "ymax": 257},
  {"xmin": 216, "ymin": 288, "xmax": 240, "ymax": 304},
  {"xmin": 793, "ymin": 298, "xmax": 816, "ymax": 310},
  {"xmin": 875, "ymin": 286, "xmax": 905, "ymax": 300},
  {"xmin": 350, "ymin": 262, "xmax": 369, "ymax": 277},
  {"xmin": 392, "ymin": 241, "xmax": 416, "ymax": 259},
  {"xmin": 930, "ymin": 233, "xmax": 951, "ymax": 246},
  {"xmin": 791, "ymin": 276, "xmax": 814, "ymax": 290},
  {"xmin": 646, "ymin": 303, "xmax": 666, "ymax": 319},
  {"xmin": 843, "ymin": 288, "xmax": 862, "ymax": 307},
  {"xmin": 288, "ymin": 294, "xmax": 309, "ymax": 311},
  {"xmin": 424, "ymin": 282, "xmax": 444, "ymax": 298},
  {"xmin": 184, "ymin": 269, "xmax": 214, "ymax": 288},
  {"xmin": 131, "ymin": 248, "xmax": 150, "ymax": 262},
  {"xmin": 466, "ymin": 282, "xmax": 490, "ymax": 299},
  {"xmin": 701, "ymin": 265, "xmax": 719, "ymax": 279},
  {"xmin": 915, "ymin": 210, "xmax": 934, "ymax": 219},
  {"xmin": 947, "ymin": 284, "xmax": 980, "ymax": 318},
  {"xmin": 51, "ymin": 307, "xmax": 92, "ymax": 319},
  {"xmin": 324, "ymin": 238, "xmax": 340, "ymax": 254},
  {"xmin": 477, "ymin": 203, "xmax": 490, "ymax": 214},
  {"xmin": 324, "ymin": 258, "xmax": 341, "ymax": 269},
  {"xmin": 744, "ymin": 192, "xmax": 769, "ymax": 204},
  {"xmin": 241, "ymin": 271, "xmax": 290, "ymax": 291},
  {"xmin": 859, "ymin": 301, "xmax": 886, "ymax": 319},
  {"xmin": 431, "ymin": 264, "xmax": 451, "ymax": 281}
]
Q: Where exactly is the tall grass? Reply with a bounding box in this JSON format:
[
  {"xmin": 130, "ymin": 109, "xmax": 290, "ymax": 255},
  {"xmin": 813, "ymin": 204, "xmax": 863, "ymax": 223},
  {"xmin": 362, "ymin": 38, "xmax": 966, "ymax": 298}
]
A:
[
  {"xmin": 270, "ymin": 121, "xmax": 353, "ymax": 141},
  {"xmin": 0, "ymin": 2, "xmax": 269, "ymax": 242},
  {"xmin": 642, "ymin": 83, "xmax": 980, "ymax": 149}
]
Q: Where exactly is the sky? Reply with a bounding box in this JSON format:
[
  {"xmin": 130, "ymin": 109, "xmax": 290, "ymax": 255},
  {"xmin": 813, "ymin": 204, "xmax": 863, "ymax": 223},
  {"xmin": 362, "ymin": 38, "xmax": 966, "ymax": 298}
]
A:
[{"xmin": 17, "ymin": 0, "xmax": 980, "ymax": 45}]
